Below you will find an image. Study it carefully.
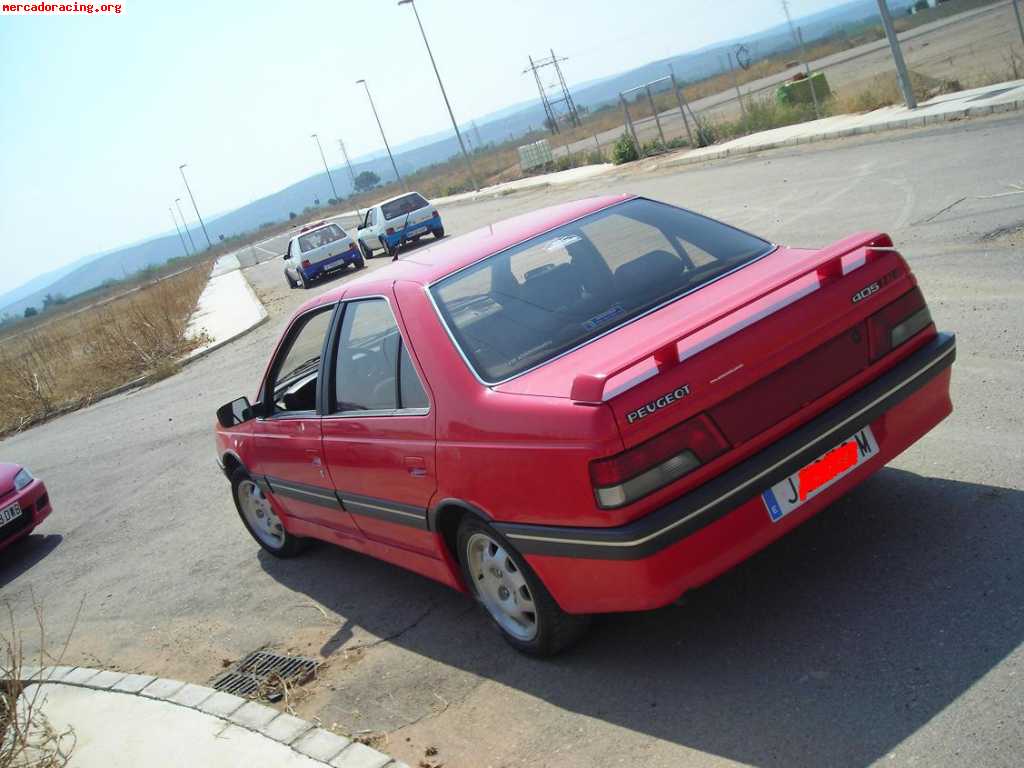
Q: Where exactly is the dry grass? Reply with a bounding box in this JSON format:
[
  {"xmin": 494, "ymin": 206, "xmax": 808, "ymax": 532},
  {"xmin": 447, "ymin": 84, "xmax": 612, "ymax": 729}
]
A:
[
  {"xmin": 1, "ymin": 598, "xmax": 81, "ymax": 768},
  {"xmin": 0, "ymin": 264, "xmax": 212, "ymax": 436},
  {"xmin": 834, "ymin": 69, "xmax": 963, "ymax": 113}
]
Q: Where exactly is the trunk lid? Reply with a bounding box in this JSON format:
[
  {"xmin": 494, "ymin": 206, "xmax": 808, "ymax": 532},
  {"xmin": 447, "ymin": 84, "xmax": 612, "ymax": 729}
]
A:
[{"xmin": 495, "ymin": 232, "xmax": 917, "ymax": 448}]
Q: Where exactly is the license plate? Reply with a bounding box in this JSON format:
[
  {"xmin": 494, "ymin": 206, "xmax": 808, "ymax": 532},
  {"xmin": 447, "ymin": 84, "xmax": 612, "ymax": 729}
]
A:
[
  {"xmin": 762, "ymin": 427, "xmax": 878, "ymax": 522},
  {"xmin": 0, "ymin": 502, "xmax": 23, "ymax": 528}
]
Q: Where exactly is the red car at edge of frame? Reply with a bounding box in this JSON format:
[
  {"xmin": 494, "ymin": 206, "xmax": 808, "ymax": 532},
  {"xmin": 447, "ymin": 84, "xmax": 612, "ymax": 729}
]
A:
[
  {"xmin": 0, "ymin": 463, "xmax": 52, "ymax": 552},
  {"xmin": 214, "ymin": 195, "xmax": 955, "ymax": 655}
]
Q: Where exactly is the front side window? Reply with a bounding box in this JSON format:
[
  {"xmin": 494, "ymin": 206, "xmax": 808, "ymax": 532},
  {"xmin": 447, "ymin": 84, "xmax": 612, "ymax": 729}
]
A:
[
  {"xmin": 333, "ymin": 299, "xmax": 429, "ymax": 413},
  {"xmin": 381, "ymin": 193, "xmax": 428, "ymax": 221},
  {"xmin": 299, "ymin": 224, "xmax": 346, "ymax": 252},
  {"xmin": 430, "ymin": 198, "xmax": 772, "ymax": 383},
  {"xmin": 268, "ymin": 306, "xmax": 335, "ymax": 414}
]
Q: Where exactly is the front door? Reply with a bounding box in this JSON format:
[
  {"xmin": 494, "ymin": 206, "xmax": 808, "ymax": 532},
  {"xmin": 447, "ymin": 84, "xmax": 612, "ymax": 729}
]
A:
[
  {"xmin": 252, "ymin": 303, "xmax": 360, "ymax": 536},
  {"xmin": 320, "ymin": 296, "xmax": 437, "ymax": 555}
]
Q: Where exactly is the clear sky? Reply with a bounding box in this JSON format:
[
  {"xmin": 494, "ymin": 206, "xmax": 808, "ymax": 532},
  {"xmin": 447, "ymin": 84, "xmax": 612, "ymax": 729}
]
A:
[{"xmin": 0, "ymin": 0, "xmax": 843, "ymax": 290}]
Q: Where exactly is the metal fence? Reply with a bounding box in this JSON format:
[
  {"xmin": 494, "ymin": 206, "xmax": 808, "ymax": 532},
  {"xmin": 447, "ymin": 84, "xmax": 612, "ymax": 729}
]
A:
[{"xmin": 551, "ymin": 0, "xmax": 1023, "ymax": 162}]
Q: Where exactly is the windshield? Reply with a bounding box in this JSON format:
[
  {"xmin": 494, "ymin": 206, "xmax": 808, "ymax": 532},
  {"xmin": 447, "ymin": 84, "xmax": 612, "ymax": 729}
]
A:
[
  {"xmin": 298, "ymin": 223, "xmax": 346, "ymax": 253},
  {"xmin": 381, "ymin": 193, "xmax": 428, "ymax": 221},
  {"xmin": 430, "ymin": 198, "xmax": 772, "ymax": 383}
]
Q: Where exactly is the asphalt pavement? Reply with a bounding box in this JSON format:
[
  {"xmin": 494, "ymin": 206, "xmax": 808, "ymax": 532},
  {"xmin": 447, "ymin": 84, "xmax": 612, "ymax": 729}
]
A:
[{"xmin": 2, "ymin": 113, "xmax": 1022, "ymax": 768}]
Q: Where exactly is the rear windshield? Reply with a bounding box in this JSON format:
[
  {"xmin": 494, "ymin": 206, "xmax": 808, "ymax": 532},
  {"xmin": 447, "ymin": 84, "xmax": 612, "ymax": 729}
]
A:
[
  {"xmin": 430, "ymin": 198, "xmax": 772, "ymax": 383},
  {"xmin": 381, "ymin": 193, "xmax": 428, "ymax": 221},
  {"xmin": 298, "ymin": 223, "xmax": 346, "ymax": 252}
]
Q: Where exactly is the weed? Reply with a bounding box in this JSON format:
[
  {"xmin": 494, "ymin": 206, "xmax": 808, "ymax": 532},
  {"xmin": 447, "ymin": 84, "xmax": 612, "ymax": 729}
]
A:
[
  {"xmin": 611, "ymin": 133, "xmax": 639, "ymax": 164},
  {"xmin": 1, "ymin": 597, "xmax": 82, "ymax": 768}
]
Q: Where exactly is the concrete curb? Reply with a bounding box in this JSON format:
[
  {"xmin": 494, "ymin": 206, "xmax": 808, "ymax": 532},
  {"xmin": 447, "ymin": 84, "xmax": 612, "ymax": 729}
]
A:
[
  {"xmin": 183, "ymin": 259, "xmax": 270, "ymax": 364},
  {"xmin": 663, "ymin": 97, "xmax": 1024, "ymax": 169},
  {"xmin": 14, "ymin": 665, "xmax": 405, "ymax": 768}
]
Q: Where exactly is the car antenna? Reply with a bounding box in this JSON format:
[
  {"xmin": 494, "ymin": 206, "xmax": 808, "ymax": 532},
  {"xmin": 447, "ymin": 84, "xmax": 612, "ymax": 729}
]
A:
[{"xmin": 392, "ymin": 210, "xmax": 414, "ymax": 262}]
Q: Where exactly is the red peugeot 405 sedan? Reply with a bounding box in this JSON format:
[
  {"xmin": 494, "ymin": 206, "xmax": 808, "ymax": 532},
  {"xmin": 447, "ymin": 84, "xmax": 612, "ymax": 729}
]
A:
[
  {"xmin": 0, "ymin": 463, "xmax": 52, "ymax": 552},
  {"xmin": 215, "ymin": 195, "xmax": 955, "ymax": 655}
]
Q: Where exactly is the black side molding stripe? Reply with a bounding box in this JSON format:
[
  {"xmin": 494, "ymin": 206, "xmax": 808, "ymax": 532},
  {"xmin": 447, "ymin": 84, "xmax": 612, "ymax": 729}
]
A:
[
  {"xmin": 265, "ymin": 477, "xmax": 343, "ymax": 509},
  {"xmin": 261, "ymin": 476, "xmax": 427, "ymax": 529},
  {"xmin": 495, "ymin": 332, "xmax": 956, "ymax": 561},
  {"xmin": 340, "ymin": 493, "xmax": 429, "ymax": 530}
]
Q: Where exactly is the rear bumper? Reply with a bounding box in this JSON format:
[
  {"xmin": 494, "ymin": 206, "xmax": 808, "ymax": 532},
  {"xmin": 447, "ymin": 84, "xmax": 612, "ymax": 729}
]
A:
[
  {"xmin": 0, "ymin": 479, "xmax": 52, "ymax": 551},
  {"xmin": 300, "ymin": 251, "xmax": 360, "ymax": 279},
  {"xmin": 383, "ymin": 219, "xmax": 441, "ymax": 247},
  {"xmin": 497, "ymin": 332, "xmax": 956, "ymax": 613}
]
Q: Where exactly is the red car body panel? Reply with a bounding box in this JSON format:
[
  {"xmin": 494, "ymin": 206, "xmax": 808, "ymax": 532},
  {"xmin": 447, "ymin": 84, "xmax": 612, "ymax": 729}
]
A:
[
  {"xmin": 216, "ymin": 196, "xmax": 955, "ymax": 615},
  {"xmin": 0, "ymin": 463, "xmax": 52, "ymax": 552}
]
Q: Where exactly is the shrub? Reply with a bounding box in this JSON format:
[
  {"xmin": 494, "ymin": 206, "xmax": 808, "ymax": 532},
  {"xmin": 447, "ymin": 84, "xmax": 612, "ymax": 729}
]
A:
[
  {"xmin": 611, "ymin": 133, "xmax": 639, "ymax": 164},
  {"xmin": 694, "ymin": 118, "xmax": 718, "ymax": 148}
]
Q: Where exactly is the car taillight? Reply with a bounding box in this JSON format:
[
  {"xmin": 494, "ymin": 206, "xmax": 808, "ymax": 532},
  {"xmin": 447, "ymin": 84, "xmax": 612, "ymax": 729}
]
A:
[
  {"xmin": 431, "ymin": 210, "xmax": 439, "ymax": 218},
  {"xmin": 867, "ymin": 287, "xmax": 932, "ymax": 361},
  {"xmin": 590, "ymin": 414, "xmax": 729, "ymax": 509},
  {"xmin": 386, "ymin": 227, "xmax": 395, "ymax": 235},
  {"xmin": 347, "ymin": 242, "xmax": 357, "ymax": 253},
  {"xmin": 301, "ymin": 259, "xmax": 311, "ymax": 268}
]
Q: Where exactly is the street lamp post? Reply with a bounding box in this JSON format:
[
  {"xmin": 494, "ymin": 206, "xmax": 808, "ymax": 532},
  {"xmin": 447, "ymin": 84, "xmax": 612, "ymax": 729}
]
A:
[
  {"xmin": 179, "ymin": 164, "xmax": 213, "ymax": 249},
  {"xmin": 175, "ymin": 197, "xmax": 198, "ymax": 254},
  {"xmin": 169, "ymin": 206, "xmax": 190, "ymax": 256},
  {"xmin": 337, "ymin": 139, "xmax": 361, "ymax": 219},
  {"xmin": 311, "ymin": 133, "xmax": 340, "ymax": 205},
  {"xmin": 398, "ymin": 0, "xmax": 479, "ymax": 192},
  {"xmin": 355, "ymin": 79, "xmax": 405, "ymax": 190},
  {"xmin": 875, "ymin": 0, "xmax": 917, "ymax": 109}
]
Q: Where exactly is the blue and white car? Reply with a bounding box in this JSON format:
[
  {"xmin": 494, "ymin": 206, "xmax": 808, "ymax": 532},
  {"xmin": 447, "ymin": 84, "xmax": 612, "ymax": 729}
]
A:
[
  {"xmin": 284, "ymin": 222, "xmax": 364, "ymax": 289},
  {"xmin": 356, "ymin": 192, "xmax": 444, "ymax": 259}
]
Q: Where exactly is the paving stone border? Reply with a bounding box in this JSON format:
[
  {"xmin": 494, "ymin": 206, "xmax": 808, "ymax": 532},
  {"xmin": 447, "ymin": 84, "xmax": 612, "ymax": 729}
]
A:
[{"xmin": 12, "ymin": 665, "xmax": 404, "ymax": 768}]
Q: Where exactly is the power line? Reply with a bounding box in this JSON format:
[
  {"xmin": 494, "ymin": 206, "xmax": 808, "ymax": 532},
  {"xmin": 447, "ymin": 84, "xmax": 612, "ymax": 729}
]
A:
[{"xmin": 523, "ymin": 50, "xmax": 580, "ymax": 134}]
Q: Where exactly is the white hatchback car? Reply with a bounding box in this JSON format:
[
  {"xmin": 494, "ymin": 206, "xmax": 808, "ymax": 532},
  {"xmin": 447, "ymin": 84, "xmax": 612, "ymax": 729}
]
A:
[
  {"xmin": 283, "ymin": 222, "xmax": 364, "ymax": 289},
  {"xmin": 355, "ymin": 192, "xmax": 444, "ymax": 259}
]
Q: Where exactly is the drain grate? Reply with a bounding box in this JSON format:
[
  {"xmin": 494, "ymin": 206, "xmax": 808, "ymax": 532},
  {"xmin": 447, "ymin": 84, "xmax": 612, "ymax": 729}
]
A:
[{"xmin": 212, "ymin": 651, "xmax": 320, "ymax": 702}]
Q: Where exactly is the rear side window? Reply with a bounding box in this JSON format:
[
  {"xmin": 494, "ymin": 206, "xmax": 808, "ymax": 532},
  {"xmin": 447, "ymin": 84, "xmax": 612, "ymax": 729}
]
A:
[
  {"xmin": 332, "ymin": 299, "xmax": 429, "ymax": 413},
  {"xmin": 299, "ymin": 224, "xmax": 346, "ymax": 252},
  {"xmin": 381, "ymin": 193, "xmax": 428, "ymax": 221},
  {"xmin": 430, "ymin": 198, "xmax": 771, "ymax": 383}
]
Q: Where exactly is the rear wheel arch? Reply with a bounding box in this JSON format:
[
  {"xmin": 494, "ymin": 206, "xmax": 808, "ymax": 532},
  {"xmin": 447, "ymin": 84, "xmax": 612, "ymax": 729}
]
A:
[{"xmin": 429, "ymin": 499, "xmax": 492, "ymax": 563}]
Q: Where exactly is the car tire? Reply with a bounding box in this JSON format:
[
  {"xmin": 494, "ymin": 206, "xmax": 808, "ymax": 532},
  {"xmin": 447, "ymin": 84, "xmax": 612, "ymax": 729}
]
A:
[
  {"xmin": 353, "ymin": 254, "xmax": 365, "ymax": 270},
  {"xmin": 296, "ymin": 270, "xmax": 308, "ymax": 290},
  {"xmin": 359, "ymin": 240, "xmax": 372, "ymax": 260},
  {"xmin": 285, "ymin": 271, "xmax": 295, "ymax": 290},
  {"xmin": 456, "ymin": 516, "xmax": 590, "ymax": 656},
  {"xmin": 434, "ymin": 227, "xmax": 445, "ymax": 240},
  {"xmin": 230, "ymin": 468, "xmax": 307, "ymax": 558}
]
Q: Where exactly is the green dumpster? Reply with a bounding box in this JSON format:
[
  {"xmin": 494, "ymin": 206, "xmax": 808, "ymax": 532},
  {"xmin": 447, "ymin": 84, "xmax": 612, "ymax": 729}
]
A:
[{"xmin": 776, "ymin": 72, "xmax": 832, "ymax": 105}]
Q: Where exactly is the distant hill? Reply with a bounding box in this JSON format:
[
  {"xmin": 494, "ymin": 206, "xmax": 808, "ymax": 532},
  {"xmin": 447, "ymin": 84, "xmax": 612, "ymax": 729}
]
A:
[{"xmin": 2, "ymin": 0, "xmax": 915, "ymax": 316}]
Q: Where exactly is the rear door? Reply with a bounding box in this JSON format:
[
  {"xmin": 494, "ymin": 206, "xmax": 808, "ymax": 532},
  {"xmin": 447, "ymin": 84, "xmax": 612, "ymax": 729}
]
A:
[
  {"xmin": 251, "ymin": 303, "xmax": 360, "ymax": 535},
  {"xmin": 320, "ymin": 295, "xmax": 438, "ymax": 555}
]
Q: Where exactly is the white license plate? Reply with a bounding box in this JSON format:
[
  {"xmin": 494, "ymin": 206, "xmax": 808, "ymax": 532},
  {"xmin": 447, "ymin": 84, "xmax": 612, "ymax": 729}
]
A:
[
  {"xmin": 0, "ymin": 502, "xmax": 23, "ymax": 528},
  {"xmin": 761, "ymin": 426, "xmax": 878, "ymax": 522}
]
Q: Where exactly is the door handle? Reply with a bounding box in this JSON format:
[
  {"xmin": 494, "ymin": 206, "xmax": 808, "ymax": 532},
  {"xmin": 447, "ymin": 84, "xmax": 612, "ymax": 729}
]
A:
[{"xmin": 404, "ymin": 456, "xmax": 426, "ymax": 477}]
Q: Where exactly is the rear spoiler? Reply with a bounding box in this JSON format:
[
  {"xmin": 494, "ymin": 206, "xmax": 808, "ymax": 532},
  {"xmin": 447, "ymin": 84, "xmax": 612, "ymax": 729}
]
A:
[{"xmin": 570, "ymin": 232, "xmax": 896, "ymax": 404}]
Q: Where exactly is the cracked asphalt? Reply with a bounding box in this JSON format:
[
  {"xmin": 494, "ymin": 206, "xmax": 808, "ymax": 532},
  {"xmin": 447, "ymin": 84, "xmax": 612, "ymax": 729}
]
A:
[{"xmin": 2, "ymin": 113, "xmax": 1023, "ymax": 768}]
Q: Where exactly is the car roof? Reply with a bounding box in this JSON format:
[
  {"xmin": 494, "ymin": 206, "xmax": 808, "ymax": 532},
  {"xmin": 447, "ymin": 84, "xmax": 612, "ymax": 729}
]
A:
[
  {"xmin": 296, "ymin": 194, "xmax": 632, "ymax": 314},
  {"xmin": 377, "ymin": 190, "xmax": 428, "ymax": 207},
  {"xmin": 290, "ymin": 221, "xmax": 344, "ymax": 241}
]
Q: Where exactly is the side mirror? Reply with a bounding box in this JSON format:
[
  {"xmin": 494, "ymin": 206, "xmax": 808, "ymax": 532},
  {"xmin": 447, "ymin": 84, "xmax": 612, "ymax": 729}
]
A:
[
  {"xmin": 356, "ymin": 223, "xmax": 366, "ymax": 230},
  {"xmin": 282, "ymin": 252, "xmax": 289, "ymax": 260},
  {"xmin": 217, "ymin": 397, "xmax": 254, "ymax": 428}
]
